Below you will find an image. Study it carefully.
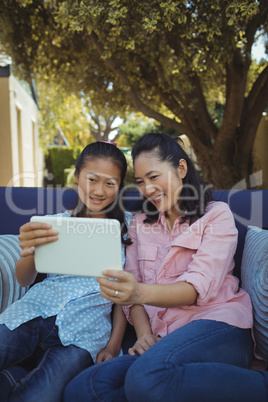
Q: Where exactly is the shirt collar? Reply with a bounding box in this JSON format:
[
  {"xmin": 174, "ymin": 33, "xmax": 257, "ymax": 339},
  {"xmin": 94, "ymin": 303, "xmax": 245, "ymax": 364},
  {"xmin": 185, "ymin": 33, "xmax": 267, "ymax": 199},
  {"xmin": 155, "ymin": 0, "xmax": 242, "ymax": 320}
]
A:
[{"xmin": 158, "ymin": 212, "xmax": 185, "ymax": 228}]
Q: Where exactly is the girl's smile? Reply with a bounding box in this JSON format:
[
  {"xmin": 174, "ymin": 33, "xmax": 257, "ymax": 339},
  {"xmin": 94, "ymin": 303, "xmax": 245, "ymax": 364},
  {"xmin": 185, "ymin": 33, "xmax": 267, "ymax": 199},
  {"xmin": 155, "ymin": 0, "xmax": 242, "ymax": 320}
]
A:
[
  {"xmin": 90, "ymin": 197, "xmax": 106, "ymax": 204},
  {"xmin": 75, "ymin": 157, "xmax": 121, "ymax": 217}
]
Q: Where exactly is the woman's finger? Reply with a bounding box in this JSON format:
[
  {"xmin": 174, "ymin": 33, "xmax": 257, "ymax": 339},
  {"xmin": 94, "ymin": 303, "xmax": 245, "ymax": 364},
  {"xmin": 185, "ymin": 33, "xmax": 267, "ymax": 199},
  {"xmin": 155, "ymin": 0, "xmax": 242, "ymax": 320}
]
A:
[
  {"xmin": 99, "ymin": 286, "xmax": 115, "ymax": 302},
  {"xmin": 98, "ymin": 282, "xmax": 117, "ymax": 294},
  {"xmin": 100, "ymin": 286, "xmax": 121, "ymax": 301},
  {"xmin": 97, "ymin": 277, "xmax": 117, "ymax": 289},
  {"xmin": 101, "ymin": 269, "xmax": 131, "ymax": 282}
]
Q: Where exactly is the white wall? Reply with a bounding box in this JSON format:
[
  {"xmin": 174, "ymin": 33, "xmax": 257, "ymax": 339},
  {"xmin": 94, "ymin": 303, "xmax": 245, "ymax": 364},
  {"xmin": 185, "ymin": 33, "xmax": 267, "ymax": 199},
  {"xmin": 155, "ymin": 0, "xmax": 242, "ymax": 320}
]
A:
[{"xmin": 0, "ymin": 74, "xmax": 42, "ymax": 186}]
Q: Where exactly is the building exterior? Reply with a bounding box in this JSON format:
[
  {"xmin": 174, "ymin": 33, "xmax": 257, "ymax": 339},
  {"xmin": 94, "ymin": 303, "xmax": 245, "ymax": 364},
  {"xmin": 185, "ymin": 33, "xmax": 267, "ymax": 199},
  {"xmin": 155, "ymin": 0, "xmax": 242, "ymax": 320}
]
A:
[{"xmin": 0, "ymin": 56, "xmax": 42, "ymax": 187}]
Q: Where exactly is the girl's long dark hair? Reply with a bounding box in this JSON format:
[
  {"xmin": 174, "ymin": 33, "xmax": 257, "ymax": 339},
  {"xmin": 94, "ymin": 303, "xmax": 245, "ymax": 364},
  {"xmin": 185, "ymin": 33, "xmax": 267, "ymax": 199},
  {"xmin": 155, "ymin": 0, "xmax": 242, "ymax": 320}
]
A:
[
  {"xmin": 73, "ymin": 141, "xmax": 131, "ymax": 245},
  {"xmin": 132, "ymin": 133, "xmax": 212, "ymax": 225}
]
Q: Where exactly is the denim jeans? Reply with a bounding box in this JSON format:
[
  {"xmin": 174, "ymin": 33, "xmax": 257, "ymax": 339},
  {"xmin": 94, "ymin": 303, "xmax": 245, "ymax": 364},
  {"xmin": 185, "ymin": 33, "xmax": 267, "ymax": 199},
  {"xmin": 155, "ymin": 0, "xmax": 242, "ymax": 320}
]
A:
[
  {"xmin": 63, "ymin": 319, "xmax": 254, "ymax": 402},
  {"xmin": 0, "ymin": 315, "xmax": 93, "ymax": 402}
]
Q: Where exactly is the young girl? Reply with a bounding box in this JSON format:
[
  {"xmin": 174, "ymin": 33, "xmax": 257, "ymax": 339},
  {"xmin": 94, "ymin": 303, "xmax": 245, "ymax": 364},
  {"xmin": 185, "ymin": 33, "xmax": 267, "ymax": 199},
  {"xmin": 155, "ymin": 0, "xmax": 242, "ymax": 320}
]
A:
[
  {"xmin": 0, "ymin": 141, "xmax": 132, "ymax": 402},
  {"xmin": 64, "ymin": 133, "xmax": 254, "ymax": 401}
]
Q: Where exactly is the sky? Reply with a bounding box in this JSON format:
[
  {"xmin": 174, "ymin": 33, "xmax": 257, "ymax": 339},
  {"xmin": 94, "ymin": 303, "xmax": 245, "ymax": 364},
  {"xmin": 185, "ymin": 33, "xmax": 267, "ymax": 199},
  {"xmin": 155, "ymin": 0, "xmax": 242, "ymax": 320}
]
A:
[{"xmin": 252, "ymin": 35, "xmax": 267, "ymax": 62}]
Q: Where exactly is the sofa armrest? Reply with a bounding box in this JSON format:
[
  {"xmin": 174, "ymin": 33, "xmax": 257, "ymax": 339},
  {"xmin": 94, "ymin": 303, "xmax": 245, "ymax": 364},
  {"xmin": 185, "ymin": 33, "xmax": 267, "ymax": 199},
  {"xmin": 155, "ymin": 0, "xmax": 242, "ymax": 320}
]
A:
[{"xmin": 0, "ymin": 235, "xmax": 29, "ymax": 314}]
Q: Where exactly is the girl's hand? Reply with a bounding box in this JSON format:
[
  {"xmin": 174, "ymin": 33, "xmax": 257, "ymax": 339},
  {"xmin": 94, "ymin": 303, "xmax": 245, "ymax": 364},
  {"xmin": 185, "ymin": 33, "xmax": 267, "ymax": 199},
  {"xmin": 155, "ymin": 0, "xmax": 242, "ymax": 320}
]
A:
[
  {"xmin": 96, "ymin": 345, "xmax": 121, "ymax": 363},
  {"xmin": 19, "ymin": 221, "xmax": 59, "ymax": 257},
  {"xmin": 128, "ymin": 334, "xmax": 161, "ymax": 356},
  {"xmin": 97, "ymin": 270, "xmax": 143, "ymax": 305}
]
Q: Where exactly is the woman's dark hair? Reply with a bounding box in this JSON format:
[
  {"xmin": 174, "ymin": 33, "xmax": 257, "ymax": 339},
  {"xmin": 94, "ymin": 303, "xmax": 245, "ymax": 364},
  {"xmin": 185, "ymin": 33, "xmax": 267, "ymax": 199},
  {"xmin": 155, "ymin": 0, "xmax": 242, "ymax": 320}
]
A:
[
  {"xmin": 132, "ymin": 133, "xmax": 212, "ymax": 225},
  {"xmin": 73, "ymin": 141, "xmax": 130, "ymax": 245}
]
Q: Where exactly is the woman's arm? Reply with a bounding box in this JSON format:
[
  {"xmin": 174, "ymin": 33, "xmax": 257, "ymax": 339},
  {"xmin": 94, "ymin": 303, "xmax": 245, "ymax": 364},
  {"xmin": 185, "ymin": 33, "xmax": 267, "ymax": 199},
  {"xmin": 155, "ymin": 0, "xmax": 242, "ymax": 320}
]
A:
[
  {"xmin": 98, "ymin": 213, "xmax": 197, "ymax": 307},
  {"xmin": 98, "ymin": 213, "xmax": 198, "ymax": 307},
  {"xmin": 98, "ymin": 203, "xmax": 237, "ymax": 308},
  {"xmin": 96, "ymin": 304, "xmax": 127, "ymax": 363},
  {"xmin": 98, "ymin": 270, "xmax": 198, "ymax": 307},
  {"xmin": 16, "ymin": 221, "xmax": 58, "ymax": 287}
]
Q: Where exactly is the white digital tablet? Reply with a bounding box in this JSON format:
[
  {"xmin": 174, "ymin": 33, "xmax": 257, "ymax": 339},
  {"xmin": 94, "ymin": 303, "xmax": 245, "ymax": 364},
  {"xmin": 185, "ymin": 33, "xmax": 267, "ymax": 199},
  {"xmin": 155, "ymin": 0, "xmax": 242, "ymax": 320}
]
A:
[{"xmin": 31, "ymin": 215, "xmax": 122, "ymax": 277}]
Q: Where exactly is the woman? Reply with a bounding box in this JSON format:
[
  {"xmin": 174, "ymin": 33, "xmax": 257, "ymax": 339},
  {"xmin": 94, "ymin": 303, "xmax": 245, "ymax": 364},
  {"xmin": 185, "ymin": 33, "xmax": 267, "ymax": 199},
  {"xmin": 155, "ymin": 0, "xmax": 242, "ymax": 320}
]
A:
[{"xmin": 64, "ymin": 133, "xmax": 254, "ymax": 402}]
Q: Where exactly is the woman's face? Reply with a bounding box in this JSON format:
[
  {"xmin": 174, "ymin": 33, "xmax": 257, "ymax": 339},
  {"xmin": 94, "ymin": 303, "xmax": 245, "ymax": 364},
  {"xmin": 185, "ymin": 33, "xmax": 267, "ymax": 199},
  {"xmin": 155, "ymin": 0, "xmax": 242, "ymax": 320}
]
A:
[
  {"xmin": 134, "ymin": 152, "xmax": 187, "ymax": 217},
  {"xmin": 75, "ymin": 157, "xmax": 121, "ymax": 217}
]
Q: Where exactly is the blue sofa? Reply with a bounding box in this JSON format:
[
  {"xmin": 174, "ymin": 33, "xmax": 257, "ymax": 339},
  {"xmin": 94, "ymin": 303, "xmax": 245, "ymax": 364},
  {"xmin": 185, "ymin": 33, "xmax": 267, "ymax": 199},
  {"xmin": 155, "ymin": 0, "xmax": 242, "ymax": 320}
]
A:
[
  {"xmin": 1, "ymin": 187, "xmax": 267, "ymax": 275},
  {"xmin": 0, "ymin": 186, "xmax": 268, "ymax": 356}
]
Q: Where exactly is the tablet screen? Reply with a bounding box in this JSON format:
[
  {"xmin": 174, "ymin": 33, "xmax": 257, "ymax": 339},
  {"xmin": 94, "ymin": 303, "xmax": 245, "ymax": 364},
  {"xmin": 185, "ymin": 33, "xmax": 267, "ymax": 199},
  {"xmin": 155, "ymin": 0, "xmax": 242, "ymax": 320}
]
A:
[{"xmin": 31, "ymin": 216, "xmax": 122, "ymax": 276}]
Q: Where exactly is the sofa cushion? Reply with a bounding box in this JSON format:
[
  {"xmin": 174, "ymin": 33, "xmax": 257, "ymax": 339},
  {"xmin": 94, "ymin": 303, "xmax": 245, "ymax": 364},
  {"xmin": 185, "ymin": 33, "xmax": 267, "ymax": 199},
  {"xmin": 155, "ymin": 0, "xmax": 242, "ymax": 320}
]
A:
[
  {"xmin": 241, "ymin": 226, "xmax": 268, "ymax": 363},
  {"xmin": 0, "ymin": 235, "xmax": 29, "ymax": 314}
]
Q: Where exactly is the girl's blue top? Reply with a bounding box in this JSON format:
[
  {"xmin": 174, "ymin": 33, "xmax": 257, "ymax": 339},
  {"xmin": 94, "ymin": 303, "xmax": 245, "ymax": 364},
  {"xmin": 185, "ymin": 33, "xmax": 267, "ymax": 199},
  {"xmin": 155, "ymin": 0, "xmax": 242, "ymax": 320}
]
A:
[{"xmin": 0, "ymin": 210, "xmax": 133, "ymax": 362}]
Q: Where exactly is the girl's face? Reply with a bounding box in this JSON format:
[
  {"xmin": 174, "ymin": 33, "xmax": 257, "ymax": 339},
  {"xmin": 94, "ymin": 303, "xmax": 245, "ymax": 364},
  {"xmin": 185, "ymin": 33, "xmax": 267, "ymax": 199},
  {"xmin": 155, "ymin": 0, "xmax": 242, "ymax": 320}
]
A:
[
  {"xmin": 134, "ymin": 152, "xmax": 187, "ymax": 218},
  {"xmin": 75, "ymin": 157, "xmax": 122, "ymax": 217}
]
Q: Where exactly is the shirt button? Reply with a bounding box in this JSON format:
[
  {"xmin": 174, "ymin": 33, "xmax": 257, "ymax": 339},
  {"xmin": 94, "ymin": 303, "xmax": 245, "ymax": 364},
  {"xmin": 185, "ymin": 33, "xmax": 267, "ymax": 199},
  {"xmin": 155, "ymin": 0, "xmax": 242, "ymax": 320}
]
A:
[{"xmin": 79, "ymin": 290, "xmax": 83, "ymax": 295}]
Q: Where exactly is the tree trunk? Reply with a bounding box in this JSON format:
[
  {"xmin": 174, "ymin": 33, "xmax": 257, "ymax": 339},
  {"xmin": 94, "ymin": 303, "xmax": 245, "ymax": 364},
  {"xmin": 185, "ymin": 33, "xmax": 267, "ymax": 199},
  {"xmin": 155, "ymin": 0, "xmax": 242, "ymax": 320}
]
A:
[{"xmin": 190, "ymin": 140, "xmax": 241, "ymax": 189}]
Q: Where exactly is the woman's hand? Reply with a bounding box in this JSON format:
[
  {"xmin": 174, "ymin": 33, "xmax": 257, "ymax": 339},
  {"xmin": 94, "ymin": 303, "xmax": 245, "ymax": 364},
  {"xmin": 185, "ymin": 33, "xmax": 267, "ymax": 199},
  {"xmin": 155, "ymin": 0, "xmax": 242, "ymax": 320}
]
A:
[
  {"xmin": 19, "ymin": 221, "xmax": 59, "ymax": 257},
  {"xmin": 96, "ymin": 344, "xmax": 121, "ymax": 363},
  {"xmin": 128, "ymin": 334, "xmax": 161, "ymax": 356},
  {"xmin": 97, "ymin": 270, "xmax": 144, "ymax": 305}
]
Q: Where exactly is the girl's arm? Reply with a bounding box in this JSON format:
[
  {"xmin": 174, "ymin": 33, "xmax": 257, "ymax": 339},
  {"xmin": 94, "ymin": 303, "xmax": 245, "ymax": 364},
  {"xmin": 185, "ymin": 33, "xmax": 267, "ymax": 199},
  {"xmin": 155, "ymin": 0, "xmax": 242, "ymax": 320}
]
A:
[
  {"xmin": 96, "ymin": 304, "xmax": 127, "ymax": 363},
  {"xmin": 16, "ymin": 255, "xmax": 38, "ymax": 287},
  {"xmin": 128, "ymin": 304, "xmax": 161, "ymax": 356},
  {"xmin": 16, "ymin": 221, "xmax": 58, "ymax": 287}
]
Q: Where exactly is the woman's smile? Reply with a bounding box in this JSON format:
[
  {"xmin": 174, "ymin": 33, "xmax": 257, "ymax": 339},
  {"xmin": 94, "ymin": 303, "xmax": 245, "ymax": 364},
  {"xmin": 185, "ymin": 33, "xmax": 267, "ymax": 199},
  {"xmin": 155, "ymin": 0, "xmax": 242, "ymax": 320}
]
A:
[
  {"xmin": 134, "ymin": 152, "xmax": 186, "ymax": 218},
  {"xmin": 151, "ymin": 194, "xmax": 165, "ymax": 204}
]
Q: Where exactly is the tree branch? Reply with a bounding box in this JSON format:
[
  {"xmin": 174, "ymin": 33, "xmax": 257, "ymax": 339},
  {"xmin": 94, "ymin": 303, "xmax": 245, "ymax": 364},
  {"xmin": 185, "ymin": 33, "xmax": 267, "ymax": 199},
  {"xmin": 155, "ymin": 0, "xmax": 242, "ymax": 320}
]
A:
[
  {"xmin": 246, "ymin": 65, "xmax": 268, "ymax": 114},
  {"xmin": 244, "ymin": 0, "xmax": 268, "ymax": 56},
  {"xmin": 90, "ymin": 31, "xmax": 207, "ymax": 151},
  {"xmin": 190, "ymin": 74, "xmax": 218, "ymax": 141},
  {"xmin": 217, "ymin": 49, "xmax": 249, "ymax": 148},
  {"xmin": 238, "ymin": 77, "xmax": 268, "ymax": 180}
]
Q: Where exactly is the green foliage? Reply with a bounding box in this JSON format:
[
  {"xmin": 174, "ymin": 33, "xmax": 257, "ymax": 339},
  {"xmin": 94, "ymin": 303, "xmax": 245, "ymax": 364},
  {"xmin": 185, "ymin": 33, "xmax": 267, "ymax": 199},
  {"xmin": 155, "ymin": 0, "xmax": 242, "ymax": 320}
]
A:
[
  {"xmin": 37, "ymin": 80, "xmax": 95, "ymax": 148},
  {"xmin": 2, "ymin": 0, "xmax": 266, "ymax": 107},
  {"xmin": 64, "ymin": 166, "xmax": 76, "ymax": 187},
  {"xmin": 45, "ymin": 146, "xmax": 81, "ymax": 186},
  {"xmin": 0, "ymin": 0, "xmax": 267, "ymax": 188},
  {"xmin": 117, "ymin": 117, "xmax": 157, "ymax": 147}
]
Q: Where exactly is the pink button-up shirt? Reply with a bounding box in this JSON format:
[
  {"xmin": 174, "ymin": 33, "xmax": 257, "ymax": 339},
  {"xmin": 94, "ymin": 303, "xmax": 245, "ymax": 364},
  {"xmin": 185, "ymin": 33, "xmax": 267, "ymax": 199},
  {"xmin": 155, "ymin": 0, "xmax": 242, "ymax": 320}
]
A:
[{"xmin": 123, "ymin": 201, "xmax": 253, "ymax": 338}]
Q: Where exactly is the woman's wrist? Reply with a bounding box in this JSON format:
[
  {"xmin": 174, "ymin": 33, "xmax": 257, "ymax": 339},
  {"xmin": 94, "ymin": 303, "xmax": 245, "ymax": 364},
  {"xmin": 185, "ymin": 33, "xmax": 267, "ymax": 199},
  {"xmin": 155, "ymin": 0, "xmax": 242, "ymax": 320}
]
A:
[{"xmin": 138, "ymin": 283, "xmax": 149, "ymax": 305}]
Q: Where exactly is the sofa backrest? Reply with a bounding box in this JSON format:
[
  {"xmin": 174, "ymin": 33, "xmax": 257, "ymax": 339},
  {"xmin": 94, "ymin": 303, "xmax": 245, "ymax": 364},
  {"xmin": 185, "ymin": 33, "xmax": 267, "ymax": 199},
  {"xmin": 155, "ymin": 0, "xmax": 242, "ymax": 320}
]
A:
[{"xmin": 1, "ymin": 187, "xmax": 267, "ymax": 280}]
